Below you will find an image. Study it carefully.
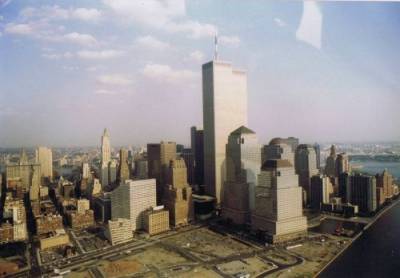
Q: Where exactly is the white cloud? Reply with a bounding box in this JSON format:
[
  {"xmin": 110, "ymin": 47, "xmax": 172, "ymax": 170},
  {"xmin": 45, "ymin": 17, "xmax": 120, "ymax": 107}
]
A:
[
  {"xmin": 103, "ymin": 0, "xmax": 185, "ymax": 27},
  {"xmin": 219, "ymin": 35, "xmax": 240, "ymax": 47},
  {"xmin": 103, "ymin": 0, "xmax": 216, "ymax": 39},
  {"xmin": 95, "ymin": 89, "xmax": 118, "ymax": 95},
  {"xmin": 97, "ymin": 74, "xmax": 133, "ymax": 86},
  {"xmin": 63, "ymin": 32, "xmax": 97, "ymax": 46},
  {"xmin": 296, "ymin": 1, "xmax": 322, "ymax": 49},
  {"xmin": 20, "ymin": 5, "xmax": 102, "ymax": 23},
  {"xmin": 274, "ymin": 17, "xmax": 287, "ymax": 27},
  {"xmin": 136, "ymin": 35, "xmax": 170, "ymax": 50},
  {"xmin": 0, "ymin": 15, "xmax": 4, "ymax": 21},
  {"xmin": 143, "ymin": 63, "xmax": 197, "ymax": 83},
  {"xmin": 165, "ymin": 21, "xmax": 216, "ymax": 38},
  {"xmin": 71, "ymin": 8, "xmax": 102, "ymax": 22},
  {"xmin": 41, "ymin": 51, "xmax": 73, "ymax": 60},
  {"xmin": 77, "ymin": 49, "xmax": 124, "ymax": 59},
  {"xmin": 4, "ymin": 23, "xmax": 33, "ymax": 35},
  {"xmin": 187, "ymin": 50, "xmax": 204, "ymax": 63}
]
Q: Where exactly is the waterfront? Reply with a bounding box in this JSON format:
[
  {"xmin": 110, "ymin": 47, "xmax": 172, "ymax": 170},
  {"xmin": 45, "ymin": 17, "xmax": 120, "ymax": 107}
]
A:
[
  {"xmin": 320, "ymin": 200, "xmax": 400, "ymax": 277},
  {"xmin": 350, "ymin": 159, "xmax": 400, "ymax": 180}
]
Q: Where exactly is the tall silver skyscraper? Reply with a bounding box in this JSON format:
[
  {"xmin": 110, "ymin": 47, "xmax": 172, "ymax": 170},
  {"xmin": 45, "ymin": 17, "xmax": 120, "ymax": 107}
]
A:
[
  {"xmin": 101, "ymin": 128, "xmax": 111, "ymax": 164},
  {"xmin": 101, "ymin": 128, "xmax": 111, "ymax": 187},
  {"xmin": 202, "ymin": 60, "xmax": 248, "ymax": 203}
]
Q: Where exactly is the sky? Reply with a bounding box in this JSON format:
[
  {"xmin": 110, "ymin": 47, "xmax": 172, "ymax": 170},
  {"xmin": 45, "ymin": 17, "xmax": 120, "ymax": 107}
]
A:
[{"xmin": 0, "ymin": 0, "xmax": 399, "ymax": 148}]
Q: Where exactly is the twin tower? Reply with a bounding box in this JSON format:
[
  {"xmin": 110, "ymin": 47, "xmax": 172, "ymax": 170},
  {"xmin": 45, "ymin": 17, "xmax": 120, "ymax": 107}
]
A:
[{"xmin": 202, "ymin": 59, "xmax": 306, "ymax": 243}]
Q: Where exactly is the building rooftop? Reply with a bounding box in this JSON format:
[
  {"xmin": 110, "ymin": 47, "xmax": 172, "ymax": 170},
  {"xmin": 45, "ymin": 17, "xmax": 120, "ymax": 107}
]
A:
[
  {"xmin": 262, "ymin": 159, "xmax": 293, "ymax": 170},
  {"xmin": 231, "ymin": 126, "xmax": 255, "ymax": 135}
]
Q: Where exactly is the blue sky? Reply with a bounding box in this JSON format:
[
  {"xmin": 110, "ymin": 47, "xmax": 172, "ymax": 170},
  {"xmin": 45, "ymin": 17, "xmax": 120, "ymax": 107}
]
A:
[{"xmin": 0, "ymin": 0, "xmax": 399, "ymax": 147}]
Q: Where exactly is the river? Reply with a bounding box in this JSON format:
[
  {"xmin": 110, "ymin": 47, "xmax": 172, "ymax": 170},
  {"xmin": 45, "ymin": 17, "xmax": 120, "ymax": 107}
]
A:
[
  {"xmin": 320, "ymin": 161, "xmax": 400, "ymax": 277},
  {"xmin": 320, "ymin": 200, "xmax": 400, "ymax": 277}
]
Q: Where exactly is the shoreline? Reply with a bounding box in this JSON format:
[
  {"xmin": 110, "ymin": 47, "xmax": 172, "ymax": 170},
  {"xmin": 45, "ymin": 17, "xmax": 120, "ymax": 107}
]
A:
[{"xmin": 313, "ymin": 197, "xmax": 400, "ymax": 278}]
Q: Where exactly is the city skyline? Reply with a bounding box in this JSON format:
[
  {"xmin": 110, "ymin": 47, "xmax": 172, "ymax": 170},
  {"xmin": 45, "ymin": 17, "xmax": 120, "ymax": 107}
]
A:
[{"xmin": 1, "ymin": 1, "xmax": 400, "ymax": 147}]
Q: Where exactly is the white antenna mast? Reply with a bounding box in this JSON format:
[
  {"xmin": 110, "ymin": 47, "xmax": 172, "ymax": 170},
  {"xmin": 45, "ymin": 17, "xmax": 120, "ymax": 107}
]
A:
[{"xmin": 214, "ymin": 31, "xmax": 218, "ymax": 60}]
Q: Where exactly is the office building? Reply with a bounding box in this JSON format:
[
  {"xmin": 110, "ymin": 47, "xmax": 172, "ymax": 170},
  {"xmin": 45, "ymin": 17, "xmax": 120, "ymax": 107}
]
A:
[
  {"xmin": 108, "ymin": 160, "xmax": 117, "ymax": 185},
  {"xmin": 313, "ymin": 143, "xmax": 321, "ymax": 170},
  {"xmin": 252, "ymin": 159, "xmax": 307, "ymax": 243},
  {"xmin": 181, "ymin": 148, "xmax": 195, "ymax": 185},
  {"xmin": 295, "ymin": 144, "xmax": 319, "ymax": 203},
  {"xmin": 376, "ymin": 169, "xmax": 394, "ymax": 201},
  {"xmin": 93, "ymin": 193, "xmax": 111, "ymax": 223},
  {"xmin": 143, "ymin": 206, "xmax": 170, "ymax": 235},
  {"xmin": 191, "ymin": 126, "xmax": 204, "ymax": 185},
  {"xmin": 6, "ymin": 149, "xmax": 41, "ymax": 201},
  {"xmin": 203, "ymin": 60, "xmax": 248, "ymax": 203},
  {"xmin": 336, "ymin": 153, "xmax": 350, "ymax": 176},
  {"xmin": 325, "ymin": 145, "xmax": 337, "ymax": 177},
  {"xmin": 82, "ymin": 163, "xmax": 91, "ymax": 180},
  {"xmin": 147, "ymin": 142, "xmax": 176, "ymax": 203},
  {"xmin": 100, "ymin": 128, "xmax": 111, "ymax": 187},
  {"xmin": 118, "ymin": 148, "xmax": 130, "ymax": 184},
  {"xmin": 310, "ymin": 175, "xmax": 333, "ymax": 210},
  {"xmin": 222, "ymin": 126, "xmax": 261, "ymax": 224},
  {"xmin": 106, "ymin": 218, "xmax": 133, "ymax": 245},
  {"xmin": 134, "ymin": 158, "xmax": 148, "ymax": 179},
  {"xmin": 35, "ymin": 146, "xmax": 53, "ymax": 182},
  {"xmin": 338, "ymin": 172, "xmax": 351, "ymax": 202},
  {"xmin": 111, "ymin": 179, "xmax": 156, "ymax": 230},
  {"xmin": 162, "ymin": 159, "xmax": 193, "ymax": 226},
  {"xmin": 349, "ymin": 174, "xmax": 377, "ymax": 214}
]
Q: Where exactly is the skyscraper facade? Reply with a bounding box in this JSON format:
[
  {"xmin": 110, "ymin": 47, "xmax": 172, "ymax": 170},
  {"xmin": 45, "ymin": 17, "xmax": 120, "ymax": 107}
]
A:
[
  {"xmin": 190, "ymin": 126, "xmax": 204, "ymax": 186},
  {"xmin": 101, "ymin": 128, "xmax": 111, "ymax": 164},
  {"xmin": 349, "ymin": 174, "xmax": 377, "ymax": 214},
  {"xmin": 35, "ymin": 146, "xmax": 53, "ymax": 182},
  {"xmin": 110, "ymin": 179, "xmax": 156, "ymax": 230},
  {"xmin": 335, "ymin": 153, "xmax": 350, "ymax": 177},
  {"xmin": 222, "ymin": 126, "xmax": 261, "ymax": 224},
  {"xmin": 181, "ymin": 148, "xmax": 195, "ymax": 185},
  {"xmin": 313, "ymin": 143, "xmax": 321, "ymax": 170},
  {"xmin": 202, "ymin": 60, "xmax": 247, "ymax": 203},
  {"xmin": 118, "ymin": 148, "xmax": 130, "ymax": 184},
  {"xmin": 147, "ymin": 141, "xmax": 177, "ymax": 203},
  {"xmin": 376, "ymin": 169, "xmax": 394, "ymax": 201},
  {"xmin": 251, "ymin": 159, "xmax": 307, "ymax": 243},
  {"xmin": 100, "ymin": 129, "xmax": 111, "ymax": 187},
  {"xmin": 295, "ymin": 144, "xmax": 319, "ymax": 202},
  {"xmin": 162, "ymin": 159, "xmax": 193, "ymax": 226},
  {"xmin": 310, "ymin": 175, "xmax": 333, "ymax": 210},
  {"xmin": 325, "ymin": 145, "xmax": 337, "ymax": 177}
]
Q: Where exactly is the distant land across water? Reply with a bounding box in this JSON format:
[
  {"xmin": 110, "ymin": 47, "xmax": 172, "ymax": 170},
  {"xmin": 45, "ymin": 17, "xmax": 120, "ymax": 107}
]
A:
[{"xmin": 350, "ymin": 158, "xmax": 400, "ymax": 180}]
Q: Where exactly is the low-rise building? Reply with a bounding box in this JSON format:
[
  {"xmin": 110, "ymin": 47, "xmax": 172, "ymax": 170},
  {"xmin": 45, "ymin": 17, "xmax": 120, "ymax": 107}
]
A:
[
  {"xmin": 36, "ymin": 214, "xmax": 63, "ymax": 235},
  {"xmin": 66, "ymin": 210, "xmax": 94, "ymax": 229},
  {"xmin": 106, "ymin": 218, "xmax": 133, "ymax": 245},
  {"xmin": 39, "ymin": 229, "xmax": 70, "ymax": 250},
  {"xmin": 143, "ymin": 206, "xmax": 170, "ymax": 236},
  {"xmin": 0, "ymin": 222, "xmax": 14, "ymax": 243}
]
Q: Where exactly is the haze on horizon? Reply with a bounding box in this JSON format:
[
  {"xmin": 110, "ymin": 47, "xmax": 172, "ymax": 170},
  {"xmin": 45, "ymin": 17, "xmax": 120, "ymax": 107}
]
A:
[{"xmin": 1, "ymin": 1, "xmax": 399, "ymax": 148}]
